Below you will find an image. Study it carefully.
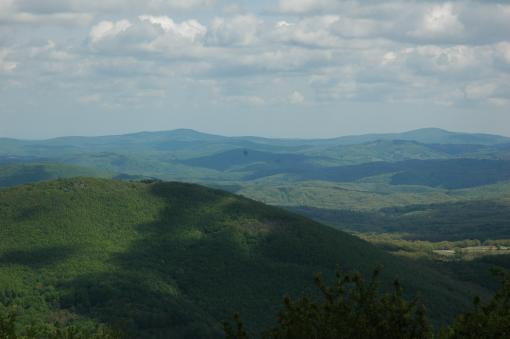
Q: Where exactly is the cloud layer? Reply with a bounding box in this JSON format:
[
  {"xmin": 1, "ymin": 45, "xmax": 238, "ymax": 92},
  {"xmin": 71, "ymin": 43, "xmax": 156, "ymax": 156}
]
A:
[{"xmin": 1, "ymin": 0, "xmax": 509, "ymax": 138}]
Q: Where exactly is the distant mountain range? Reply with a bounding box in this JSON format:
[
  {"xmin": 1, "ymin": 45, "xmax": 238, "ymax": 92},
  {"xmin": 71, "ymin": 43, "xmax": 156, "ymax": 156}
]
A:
[
  {"xmin": 3, "ymin": 128, "xmax": 510, "ymax": 148},
  {"xmin": 2, "ymin": 127, "xmax": 510, "ymax": 190}
]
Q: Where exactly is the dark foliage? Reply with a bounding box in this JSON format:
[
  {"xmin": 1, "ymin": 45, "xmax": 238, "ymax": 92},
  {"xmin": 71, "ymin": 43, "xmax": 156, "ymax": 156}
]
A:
[
  {"xmin": 292, "ymin": 200, "xmax": 510, "ymax": 242},
  {"xmin": 226, "ymin": 268, "xmax": 510, "ymax": 339},
  {"xmin": 226, "ymin": 268, "xmax": 431, "ymax": 339},
  {"xmin": 446, "ymin": 270, "xmax": 510, "ymax": 339},
  {"xmin": 0, "ymin": 307, "xmax": 121, "ymax": 339}
]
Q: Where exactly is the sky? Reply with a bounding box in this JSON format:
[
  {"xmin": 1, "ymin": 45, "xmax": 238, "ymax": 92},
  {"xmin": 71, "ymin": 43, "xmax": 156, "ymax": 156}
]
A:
[{"xmin": 0, "ymin": 0, "xmax": 509, "ymax": 139}]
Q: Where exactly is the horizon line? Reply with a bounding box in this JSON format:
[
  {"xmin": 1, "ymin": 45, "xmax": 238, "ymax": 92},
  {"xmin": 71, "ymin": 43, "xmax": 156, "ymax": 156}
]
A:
[{"xmin": 2, "ymin": 126, "xmax": 510, "ymax": 142}]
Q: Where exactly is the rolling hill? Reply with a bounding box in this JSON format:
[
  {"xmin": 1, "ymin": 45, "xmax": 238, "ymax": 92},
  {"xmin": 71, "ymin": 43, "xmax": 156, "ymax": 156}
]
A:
[
  {"xmin": 0, "ymin": 178, "xmax": 491, "ymax": 337},
  {"xmin": 3, "ymin": 128, "xmax": 509, "ymax": 157},
  {"xmin": 324, "ymin": 128, "xmax": 510, "ymax": 146},
  {"xmin": 2, "ymin": 128, "xmax": 510, "ymax": 186},
  {"xmin": 290, "ymin": 199, "xmax": 510, "ymax": 242}
]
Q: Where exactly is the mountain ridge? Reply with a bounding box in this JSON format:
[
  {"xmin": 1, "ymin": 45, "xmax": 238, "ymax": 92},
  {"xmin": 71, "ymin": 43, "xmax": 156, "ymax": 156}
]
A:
[{"xmin": 4, "ymin": 127, "xmax": 510, "ymax": 146}]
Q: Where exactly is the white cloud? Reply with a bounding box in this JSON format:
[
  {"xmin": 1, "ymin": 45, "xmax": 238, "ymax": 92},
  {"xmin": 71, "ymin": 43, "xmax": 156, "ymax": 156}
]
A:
[
  {"xmin": 381, "ymin": 51, "xmax": 397, "ymax": 65},
  {"xmin": 90, "ymin": 20, "xmax": 132, "ymax": 43},
  {"xmin": 207, "ymin": 15, "xmax": 260, "ymax": 46},
  {"xmin": 29, "ymin": 40, "xmax": 74, "ymax": 61},
  {"xmin": 272, "ymin": 15, "xmax": 340, "ymax": 48},
  {"xmin": 1, "ymin": 0, "xmax": 510, "ymax": 126},
  {"xmin": 86, "ymin": 16, "xmax": 211, "ymax": 61},
  {"xmin": 409, "ymin": 3, "xmax": 464, "ymax": 41},
  {"xmin": 394, "ymin": 45, "xmax": 486, "ymax": 77},
  {"xmin": 139, "ymin": 15, "xmax": 207, "ymax": 43},
  {"xmin": 423, "ymin": 4, "xmax": 463, "ymax": 35}
]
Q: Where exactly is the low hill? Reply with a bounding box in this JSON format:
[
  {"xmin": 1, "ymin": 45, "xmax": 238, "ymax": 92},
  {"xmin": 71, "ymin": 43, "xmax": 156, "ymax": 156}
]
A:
[
  {"xmin": 290, "ymin": 199, "xmax": 510, "ymax": 241},
  {"xmin": 0, "ymin": 178, "xmax": 490, "ymax": 337},
  {"xmin": 241, "ymin": 159, "xmax": 510, "ymax": 189},
  {"xmin": 327, "ymin": 128, "xmax": 510, "ymax": 146},
  {"xmin": 182, "ymin": 149, "xmax": 320, "ymax": 171}
]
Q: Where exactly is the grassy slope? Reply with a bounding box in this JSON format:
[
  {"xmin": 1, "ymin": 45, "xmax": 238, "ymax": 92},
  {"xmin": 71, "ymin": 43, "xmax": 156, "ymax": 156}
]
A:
[{"xmin": 0, "ymin": 178, "xmax": 489, "ymax": 337}]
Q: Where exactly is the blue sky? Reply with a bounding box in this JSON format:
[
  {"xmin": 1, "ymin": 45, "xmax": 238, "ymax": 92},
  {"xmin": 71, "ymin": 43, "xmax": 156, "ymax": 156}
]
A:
[{"xmin": 1, "ymin": 0, "xmax": 509, "ymax": 139}]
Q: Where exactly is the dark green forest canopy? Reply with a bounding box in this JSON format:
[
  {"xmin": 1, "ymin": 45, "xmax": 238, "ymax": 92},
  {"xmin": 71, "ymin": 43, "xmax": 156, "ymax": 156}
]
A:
[
  {"xmin": 2, "ymin": 267, "xmax": 510, "ymax": 338},
  {"xmin": 291, "ymin": 200, "xmax": 510, "ymax": 241},
  {"xmin": 225, "ymin": 269, "xmax": 510, "ymax": 339},
  {"xmin": 0, "ymin": 178, "xmax": 494, "ymax": 337}
]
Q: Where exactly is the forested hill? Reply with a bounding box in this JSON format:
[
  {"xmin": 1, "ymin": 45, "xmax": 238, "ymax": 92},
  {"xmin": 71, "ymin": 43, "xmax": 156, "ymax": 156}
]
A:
[{"xmin": 0, "ymin": 178, "xmax": 489, "ymax": 337}]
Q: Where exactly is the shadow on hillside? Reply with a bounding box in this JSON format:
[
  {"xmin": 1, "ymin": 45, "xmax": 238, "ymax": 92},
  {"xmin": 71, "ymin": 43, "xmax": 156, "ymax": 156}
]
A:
[
  {"xmin": 58, "ymin": 182, "xmax": 258, "ymax": 338},
  {"xmin": 56, "ymin": 182, "xmax": 485, "ymax": 337},
  {"xmin": 58, "ymin": 182, "xmax": 349, "ymax": 338},
  {"xmin": 0, "ymin": 246, "xmax": 76, "ymax": 269}
]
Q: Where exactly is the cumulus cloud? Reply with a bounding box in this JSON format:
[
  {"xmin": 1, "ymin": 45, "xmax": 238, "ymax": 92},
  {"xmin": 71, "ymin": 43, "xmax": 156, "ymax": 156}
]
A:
[
  {"xmin": 139, "ymin": 16, "xmax": 207, "ymax": 43},
  {"xmin": 207, "ymin": 15, "xmax": 260, "ymax": 46},
  {"xmin": 1, "ymin": 0, "xmax": 510, "ymax": 135},
  {"xmin": 87, "ymin": 16, "xmax": 210, "ymax": 61},
  {"xmin": 408, "ymin": 3, "xmax": 464, "ymax": 42},
  {"xmin": 272, "ymin": 16, "xmax": 341, "ymax": 48},
  {"xmin": 90, "ymin": 20, "xmax": 132, "ymax": 43}
]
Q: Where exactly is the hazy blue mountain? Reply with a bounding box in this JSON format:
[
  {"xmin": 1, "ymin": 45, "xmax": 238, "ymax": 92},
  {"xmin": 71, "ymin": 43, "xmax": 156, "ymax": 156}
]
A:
[
  {"xmin": 1, "ymin": 128, "xmax": 510, "ymax": 189},
  {"xmin": 3, "ymin": 128, "xmax": 509, "ymax": 154},
  {"xmin": 325, "ymin": 128, "xmax": 510, "ymax": 146}
]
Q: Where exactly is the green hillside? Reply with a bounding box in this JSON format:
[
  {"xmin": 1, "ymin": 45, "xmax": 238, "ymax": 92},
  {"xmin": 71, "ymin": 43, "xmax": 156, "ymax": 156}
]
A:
[{"xmin": 0, "ymin": 178, "xmax": 490, "ymax": 337}]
